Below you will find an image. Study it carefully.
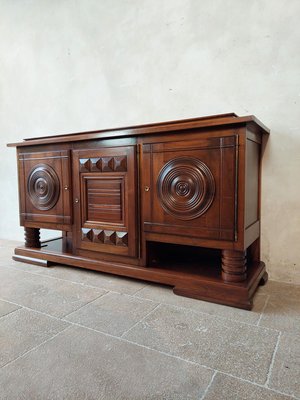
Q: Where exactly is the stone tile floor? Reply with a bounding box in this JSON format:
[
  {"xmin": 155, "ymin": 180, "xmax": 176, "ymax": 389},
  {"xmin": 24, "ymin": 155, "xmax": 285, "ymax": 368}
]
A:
[{"xmin": 0, "ymin": 239, "xmax": 299, "ymax": 399}]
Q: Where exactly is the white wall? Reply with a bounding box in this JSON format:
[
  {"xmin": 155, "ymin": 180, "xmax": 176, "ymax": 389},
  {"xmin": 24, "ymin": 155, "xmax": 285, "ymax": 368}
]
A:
[{"xmin": 1, "ymin": 0, "xmax": 299, "ymax": 283}]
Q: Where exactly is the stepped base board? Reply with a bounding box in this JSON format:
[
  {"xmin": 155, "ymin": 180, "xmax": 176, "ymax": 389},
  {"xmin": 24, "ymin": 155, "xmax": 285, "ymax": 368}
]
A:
[{"xmin": 13, "ymin": 238, "xmax": 267, "ymax": 310}]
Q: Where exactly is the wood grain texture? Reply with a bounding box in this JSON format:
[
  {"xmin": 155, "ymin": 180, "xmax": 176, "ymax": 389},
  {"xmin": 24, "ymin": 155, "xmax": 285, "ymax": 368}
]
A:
[
  {"xmin": 222, "ymin": 250, "xmax": 247, "ymax": 282},
  {"xmin": 8, "ymin": 113, "xmax": 269, "ymax": 310},
  {"xmin": 18, "ymin": 150, "xmax": 72, "ymax": 228},
  {"xmin": 24, "ymin": 227, "xmax": 41, "ymax": 248},
  {"xmin": 7, "ymin": 113, "xmax": 269, "ymax": 148}
]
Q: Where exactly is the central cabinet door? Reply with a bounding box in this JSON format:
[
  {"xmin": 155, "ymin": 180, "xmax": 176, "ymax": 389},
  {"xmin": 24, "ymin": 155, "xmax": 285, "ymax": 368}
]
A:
[{"xmin": 72, "ymin": 146, "xmax": 137, "ymax": 257}]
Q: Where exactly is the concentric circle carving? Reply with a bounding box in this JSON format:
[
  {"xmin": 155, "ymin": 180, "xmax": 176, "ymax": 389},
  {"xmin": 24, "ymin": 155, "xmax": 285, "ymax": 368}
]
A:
[
  {"xmin": 27, "ymin": 164, "xmax": 60, "ymax": 211},
  {"xmin": 157, "ymin": 157, "xmax": 215, "ymax": 220}
]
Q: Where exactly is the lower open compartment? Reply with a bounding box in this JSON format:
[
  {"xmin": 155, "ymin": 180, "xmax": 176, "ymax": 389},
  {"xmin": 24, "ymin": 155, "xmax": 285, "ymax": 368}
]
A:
[{"xmin": 12, "ymin": 236, "xmax": 267, "ymax": 310}]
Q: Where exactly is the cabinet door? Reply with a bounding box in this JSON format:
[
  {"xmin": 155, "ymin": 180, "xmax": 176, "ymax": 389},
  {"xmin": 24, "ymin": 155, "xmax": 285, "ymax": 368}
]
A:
[
  {"xmin": 18, "ymin": 150, "xmax": 72, "ymax": 228},
  {"xmin": 142, "ymin": 135, "xmax": 237, "ymax": 242},
  {"xmin": 72, "ymin": 146, "xmax": 137, "ymax": 257}
]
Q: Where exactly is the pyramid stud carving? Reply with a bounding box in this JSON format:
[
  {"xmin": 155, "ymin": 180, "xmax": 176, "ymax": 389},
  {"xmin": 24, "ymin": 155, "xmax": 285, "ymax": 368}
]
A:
[
  {"xmin": 81, "ymin": 229, "xmax": 128, "ymax": 247},
  {"xmin": 103, "ymin": 230, "xmax": 116, "ymax": 245},
  {"xmin": 79, "ymin": 156, "xmax": 127, "ymax": 173},
  {"xmin": 96, "ymin": 230, "xmax": 105, "ymax": 243},
  {"xmin": 90, "ymin": 229, "xmax": 102, "ymax": 243},
  {"xmin": 79, "ymin": 159, "xmax": 91, "ymax": 172},
  {"xmin": 90, "ymin": 158, "xmax": 102, "ymax": 172},
  {"xmin": 115, "ymin": 232, "xmax": 128, "ymax": 247},
  {"xmin": 82, "ymin": 228, "xmax": 94, "ymax": 241},
  {"xmin": 114, "ymin": 156, "xmax": 127, "ymax": 172},
  {"xmin": 102, "ymin": 157, "xmax": 114, "ymax": 172}
]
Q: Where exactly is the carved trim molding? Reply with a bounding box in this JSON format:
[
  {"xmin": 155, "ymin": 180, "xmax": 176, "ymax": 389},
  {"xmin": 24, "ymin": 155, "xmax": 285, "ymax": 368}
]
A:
[
  {"xmin": 82, "ymin": 229, "xmax": 128, "ymax": 247},
  {"xmin": 27, "ymin": 164, "xmax": 60, "ymax": 211},
  {"xmin": 157, "ymin": 157, "xmax": 215, "ymax": 220},
  {"xmin": 79, "ymin": 156, "xmax": 127, "ymax": 173}
]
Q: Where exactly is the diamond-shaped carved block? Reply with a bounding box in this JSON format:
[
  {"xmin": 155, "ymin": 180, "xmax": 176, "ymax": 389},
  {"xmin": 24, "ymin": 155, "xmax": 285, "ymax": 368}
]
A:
[
  {"xmin": 113, "ymin": 156, "xmax": 127, "ymax": 172},
  {"xmin": 103, "ymin": 230, "xmax": 116, "ymax": 245},
  {"xmin": 101, "ymin": 157, "xmax": 114, "ymax": 172},
  {"xmin": 96, "ymin": 230, "xmax": 105, "ymax": 243},
  {"xmin": 115, "ymin": 232, "xmax": 128, "ymax": 247},
  {"xmin": 79, "ymin": 159, "xmax": 91, "ymax": 172},
  {"xmin": 89, "ymin": 158, "xmax": 102, "ymax": 172},
  {"xmin": 82, "ymin": 228, "xmax": 94, "ymax": 242},
  {"xmin": 90, "ymin": 229, "xmax": 102, "ymax": 243},
  {"xmin": 81, "ymin": 229, "xmax": 128, "ymax": 247}
]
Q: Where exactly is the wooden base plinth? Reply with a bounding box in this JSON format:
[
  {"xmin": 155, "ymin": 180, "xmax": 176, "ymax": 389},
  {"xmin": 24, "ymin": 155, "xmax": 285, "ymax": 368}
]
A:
[
  {"xmin": 13, "ymin": 238, "xmax": 267, "ymax": 310},
  {"xmin": 12, "ymin": 255, "xmax": 53, "ymax": 268}
]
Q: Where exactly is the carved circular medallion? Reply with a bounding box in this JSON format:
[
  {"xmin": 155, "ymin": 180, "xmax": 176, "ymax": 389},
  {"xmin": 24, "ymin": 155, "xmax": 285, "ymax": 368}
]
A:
[
  {"xmin": 27, "ymin": 164, "xmax": 60, "ymax": 210},
  {"xmin": 157, "ymin": 157, "xmax": 215, "ymax": 220}
]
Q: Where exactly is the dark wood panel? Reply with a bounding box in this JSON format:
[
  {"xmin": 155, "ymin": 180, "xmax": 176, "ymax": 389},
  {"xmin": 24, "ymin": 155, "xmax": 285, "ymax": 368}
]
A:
[
  {"xmin": 142, "ymin": 136, "xmax": 237, "ymax": 243},
  {"xmin": 245, "ymin": 139, "xmax": 259, "ymax": 228},
  {"xmin": 7, "ymin": 114, "xmax": 269, "ymax": 148},
  {"xmin": 9, "ymin": 113, "xmax": 269, "ymax": 310},
  {"xmin": 83, "ymin": 176, "xmax": 123, "ymax": 224},
  {"xmin": 72, "ymin": 146, "xmax": 137, "ymax": 258},
  {"xmin": 18, "ymin": 150, "xmax": 72, "ymax": 228}
]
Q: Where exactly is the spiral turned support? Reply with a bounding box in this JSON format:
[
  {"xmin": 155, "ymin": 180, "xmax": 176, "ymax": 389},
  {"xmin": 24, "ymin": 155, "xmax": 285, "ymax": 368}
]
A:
[
  {"xmin": 222, "ymin": 250, "xmax": 247, "ymax": 283},
  {"xmin": 24, "ymin": 227, "xmax": 41, "ymax": 248}
]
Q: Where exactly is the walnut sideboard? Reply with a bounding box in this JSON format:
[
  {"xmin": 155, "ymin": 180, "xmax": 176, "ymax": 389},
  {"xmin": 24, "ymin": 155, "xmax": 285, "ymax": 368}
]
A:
[{"xmin": 7, "ymin": 113, "xmax": 269, "ymax": 309}]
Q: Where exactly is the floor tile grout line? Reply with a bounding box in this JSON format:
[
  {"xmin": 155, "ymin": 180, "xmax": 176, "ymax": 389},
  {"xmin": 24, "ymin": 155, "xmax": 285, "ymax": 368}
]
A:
[
  {"xmin": 0, "ymin": 297, "xmax": 73, "ymax": 323},
  {"xmin": 1, "ymin": 261, "xmax": 282, "ymax": 333},
  {"xmin": 133, "ymin": 294, "xmax": 282, "ymax": 333},
  {"xmin": 59, "ymin": 319, "xmax": 213, "ymax": 370},
  {"xmin": 56, "ymin": 321, "xmax": 300, "ymax": 399},
  {"xmin": 5, "ymin": 262, "xmax": 273, "ymax": 331},
  {"xmin": 264, "ymin": 330, "xmax": 282, "ymax": 387},
  {"xmin": 1, "ymin": 297, "xmax": 201, "ymax": 373},
  {"xmin": 0, "ymin": 263, "xmax": 148, "ymax": 298},
  {"xmin": 0, "ymin": 304, "xmax": 297, "ymax": 399},
  {"xmin": 0, "ymin": 325, "xmax": 73, "ymax": 371},
  {"xmin": 256, "ymin": 294, "xmax": 270, "ymax": 326},
  {"xmin": 0, "ymin": 294, "xmax": 155, "ymax": 325},
  {"xmin": 120, "ymin": 303, "xmax": 161, "ymax": 338},
  {"xmin": 217, "ymin": 371, "xmax": 300, "ymax": 400},
  {"xmin": 0, "ymin": 263, "xmax": 282, "ymax": 332},
  {"xmin": 199, "ymin": 370, "xmax": 217, "ymax": 400},
  {"xmin": 1, "ymin": 262, "xmax": 298, "ymax": 398},
  {"xmin": 0, "ymin": 263, "xmax": 115, "ymax": 290},
  {"xmin": 130, "ymin": 283, "xmax": 150, "ymax": 296},
  {"xmin": 0, "ymin": 306, "xmax": 22, "ymax": 321},
  {"xmin": 53, "ymin": 289, "xmax": 159, "ymax": 321},
  {"xmin": 61, "ymin": 290, "xmax": 110, "ymax": 320}
]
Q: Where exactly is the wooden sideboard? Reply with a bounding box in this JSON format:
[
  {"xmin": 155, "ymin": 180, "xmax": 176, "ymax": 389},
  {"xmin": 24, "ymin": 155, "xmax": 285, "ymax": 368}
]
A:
[{"xmin": 7, "ymin": 113, "xmax": 269, "ymax": 309}]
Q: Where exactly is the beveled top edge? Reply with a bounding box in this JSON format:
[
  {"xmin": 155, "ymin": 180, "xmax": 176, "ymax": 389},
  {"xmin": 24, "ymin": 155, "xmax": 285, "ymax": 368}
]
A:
[{"xmin": 7, "ymin": 113, "xmax": 270, "ymax": 148}]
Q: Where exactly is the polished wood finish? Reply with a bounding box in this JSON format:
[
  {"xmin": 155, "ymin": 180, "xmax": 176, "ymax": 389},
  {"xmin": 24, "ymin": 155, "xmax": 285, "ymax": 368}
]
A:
[
  {"xmin": 222, "ymin": 250, "xmax": 247, "ymax": 282},
  {"xmin": 8, "ymin": 113, "xmax": 269, "ymax": 309},
  {"xmin": 72, "ymin": 146, "xmax": 137, "ymax": 258},
  {"xmin": 24, "ymin": 227, "xmax": 41, "ymax": 248},
  {"xmin": 18, "ymin": 150, "xmax": 72, "ymax": 229}
]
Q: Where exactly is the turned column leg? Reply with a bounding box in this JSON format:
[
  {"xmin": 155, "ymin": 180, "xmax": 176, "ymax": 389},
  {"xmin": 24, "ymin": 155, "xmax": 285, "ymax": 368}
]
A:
[
  {"xmin": 222, "ymin": 250, "xmax": 247, "ymax": 283},
  {"xmin": 24, "ymin": 227, "xmax": 41, "ymax": 248}
]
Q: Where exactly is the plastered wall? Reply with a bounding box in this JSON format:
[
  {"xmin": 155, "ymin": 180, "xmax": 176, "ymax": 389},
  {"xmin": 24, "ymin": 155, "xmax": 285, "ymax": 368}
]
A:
[{"xmin": 0, "ymin": 0, "xmax": 299, "ymax": 283}]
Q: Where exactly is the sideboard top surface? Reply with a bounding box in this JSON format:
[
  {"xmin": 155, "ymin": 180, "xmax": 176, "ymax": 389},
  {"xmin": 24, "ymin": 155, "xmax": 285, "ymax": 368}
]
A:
[{"xmin": 7, "ymin": 112, "xmax": 269, "ymax": 148}]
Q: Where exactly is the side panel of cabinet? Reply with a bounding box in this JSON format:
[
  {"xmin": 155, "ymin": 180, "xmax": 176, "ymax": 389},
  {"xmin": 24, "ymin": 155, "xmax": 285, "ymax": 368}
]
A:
[
  {"xmin": 141, "ymin": 135, "xmax": 238, "ymax": 243},
  {"xmin": 18, "ymin": 150, "xmax": 72, "ymax": 228},
  {"xmin": 72, "ymin": 146, "xmax": 137, "ymax": 257}
]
